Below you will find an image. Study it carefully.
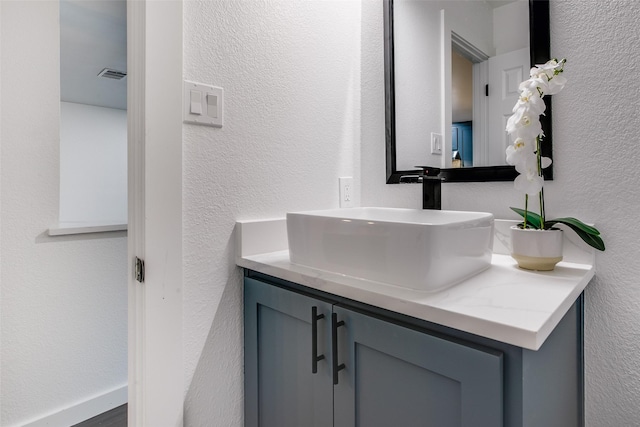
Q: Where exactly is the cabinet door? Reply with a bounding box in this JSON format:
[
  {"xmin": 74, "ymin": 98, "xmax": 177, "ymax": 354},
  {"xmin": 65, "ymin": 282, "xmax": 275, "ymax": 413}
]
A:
[
  {"xmin": 244, "ymin": 278, "xmax": 333, "ymax": 427},
  {"xmin": 333, "ymin": 306, "xmax": 503, "ymax": 427}
]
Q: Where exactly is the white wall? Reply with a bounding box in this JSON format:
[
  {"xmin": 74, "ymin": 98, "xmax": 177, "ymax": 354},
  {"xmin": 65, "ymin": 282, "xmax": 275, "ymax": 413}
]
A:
[
  {"xmin": 0, "ymin": 3, "xmax": 127, "ymax": 426},
  {"xmin": 60, "ymin": 102, "xmax": 127, "ymax": 226},
  {"xmin": 362, "ymin": 0, "xmax": 640, "ymax": 425},
  {"xmin": 493, "ymin": 1, "xmax": 529, "ymax": 56},
  {"xmin": 181, "ymin": 0, "xmax": 361, "ymax": 424}
]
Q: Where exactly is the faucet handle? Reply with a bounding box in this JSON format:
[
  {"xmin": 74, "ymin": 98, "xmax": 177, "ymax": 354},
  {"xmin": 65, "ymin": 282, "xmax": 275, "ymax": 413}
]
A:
[
  {"xmin": 415, "ymin": 166, "xmax": 441, "ymax": 177},
  {"xmin": 417, "ymin": 166, "xmax": 442, "ymax": 210}
]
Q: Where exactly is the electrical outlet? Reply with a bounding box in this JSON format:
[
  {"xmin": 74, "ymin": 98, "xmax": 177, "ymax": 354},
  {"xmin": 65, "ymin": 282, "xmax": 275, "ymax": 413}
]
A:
[
  {"xmin": 339, "ymin": 177, "xmax": 354, "ymax": 208},
  {"xmin": 431, "ymin": 132, "xmax": 443, "ymax": 155}
]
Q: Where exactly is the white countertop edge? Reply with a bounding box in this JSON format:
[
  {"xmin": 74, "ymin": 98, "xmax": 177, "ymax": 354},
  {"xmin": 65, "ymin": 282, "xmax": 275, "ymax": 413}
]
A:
[
  {"xmin": 532, "ymin": 268, "xmax": 593, "ymax": 349},
  {"xmin": 237, "ymin": 250, "xmax": 594, "ymax": 351}
]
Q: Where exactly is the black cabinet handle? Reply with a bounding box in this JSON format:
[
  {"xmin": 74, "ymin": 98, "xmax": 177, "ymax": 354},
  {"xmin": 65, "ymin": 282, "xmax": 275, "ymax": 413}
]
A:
[
  {"xmin": 332, "ymin": 313, "xmax": 346, "ymax": 385},
  {"xmin": 311, "ymin": 306, "xmax": 325, "ymax": 374}
]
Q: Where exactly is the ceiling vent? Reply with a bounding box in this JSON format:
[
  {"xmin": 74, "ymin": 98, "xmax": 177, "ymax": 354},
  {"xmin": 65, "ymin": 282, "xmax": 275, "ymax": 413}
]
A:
[{"xmin": 97, "ymin": 68, "xmax": 127, "ymax": 80}]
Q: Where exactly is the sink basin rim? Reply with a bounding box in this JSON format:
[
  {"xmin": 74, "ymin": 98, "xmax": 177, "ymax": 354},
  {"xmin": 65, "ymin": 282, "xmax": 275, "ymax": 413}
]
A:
[{"xmin": 287, "ymin": 207, "xmax": 494, "ymax": 227}]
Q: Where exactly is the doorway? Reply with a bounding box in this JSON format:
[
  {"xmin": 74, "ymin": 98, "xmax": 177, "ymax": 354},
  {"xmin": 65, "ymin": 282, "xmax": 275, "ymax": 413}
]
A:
[{"xmin": 59, "ymin": 0, "xmax": 129, "ymax": 422}]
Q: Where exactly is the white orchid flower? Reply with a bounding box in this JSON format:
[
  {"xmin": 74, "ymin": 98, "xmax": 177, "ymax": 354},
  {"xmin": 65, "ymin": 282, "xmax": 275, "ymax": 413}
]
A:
[
  {"xmin": 506, "ymin": 137, "xmax": 535, "ymax": 166},
  {"xmin": 506, "ymin": 110, "xmax": 543, "ymax": 141},
  {"xmin": 541, "ymin": 156, "xmax": 552, "ymax": 169},
  {"xmin": 530, "ymin": 66, "xmax": 546, "ymax": 79},
  {"xmin": 506, "ymin": 107, "xmax": 523, "ymax": 133},
  {"xmin": 535, "ymin": 59, "xmax": 561, "ymax": 78},
  {"xmin": 528, "ymin": 59, "xmax": 567, "ymax": 95},
  {"xmin": 545, "ymin": 74, "xmax": 567, "ymax": 95},
  {"xmin": 514, "ymin": 173, "xmax": 544, "ymax": 196},
  {"xmin": 514, "ymin": 155, "xmax": 544, "ymax": 196},
  {"xmin": 520, "ymin": 73, "xmax": 549, "ymax": 94},
  {"xmin": 506, "ymin": 59, "xmax": 566, "ymax": 197},
  {"xmin": 514, "ymin": 178, "xmax": 543, "ymax": 196},
  {"xmin": 512, "ymin": 88, "xmax": 546, "ymax": 116},
  {"xmin": 514, "ymin": 150, "xmax": 538, "ymax": 172}
]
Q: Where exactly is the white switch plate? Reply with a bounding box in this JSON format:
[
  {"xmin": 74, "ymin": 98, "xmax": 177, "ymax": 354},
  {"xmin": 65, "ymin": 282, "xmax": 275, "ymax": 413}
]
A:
[
  {"xmin": 431, "ymin": 132, "xmax": 442, "ymax": 155},
  {"xmin": 339, "ymin": 177, "xmax": 354, "ymax": 208},
  {"xmin": 183, "ymin": 80, "xmax": 223, "ymax": 127}
]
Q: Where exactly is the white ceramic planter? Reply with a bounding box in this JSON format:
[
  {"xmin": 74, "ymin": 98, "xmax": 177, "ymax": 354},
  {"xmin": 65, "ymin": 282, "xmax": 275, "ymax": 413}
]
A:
[{"xmin": 510, "ymin": 226, "xmax": 563, "ymax": 271}]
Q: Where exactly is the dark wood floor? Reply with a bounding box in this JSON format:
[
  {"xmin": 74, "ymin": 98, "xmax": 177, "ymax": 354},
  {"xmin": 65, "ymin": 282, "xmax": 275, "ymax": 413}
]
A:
[{"xmin": 72, "ymin": 404, "xmax": 127, "ymax": 427}]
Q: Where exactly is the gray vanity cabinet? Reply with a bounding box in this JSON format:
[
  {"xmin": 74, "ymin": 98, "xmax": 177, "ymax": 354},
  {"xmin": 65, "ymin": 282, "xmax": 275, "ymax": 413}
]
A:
[
  {"xmin": 245, "ymin": 276, "xmax": 504, "ymax": 427},
  {"xmin": 332, "ymin": 305, "xmax": 503, "ymax": 427},
  {"xmin": 244, "ymin": 277, "xmax": 333, "ymax": 427}
]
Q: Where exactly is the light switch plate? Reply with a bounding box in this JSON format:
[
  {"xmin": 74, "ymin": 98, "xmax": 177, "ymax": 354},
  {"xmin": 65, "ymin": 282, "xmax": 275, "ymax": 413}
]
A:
[
  {"xmin": 183, "ymin": 80, "xmax": 223, "ymax": 127},
  {"xmin": 431, "ymin": 132, "xmax": 442, "ymax": 155}
]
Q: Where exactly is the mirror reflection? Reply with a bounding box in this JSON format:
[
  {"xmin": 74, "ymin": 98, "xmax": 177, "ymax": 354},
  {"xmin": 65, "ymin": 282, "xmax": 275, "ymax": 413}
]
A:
[
  {"xmin": 385, "ymin": 0, "xmax": 551, "ymax": 183},
  {"xmin": 394, "ymin": 0, "xmax": 529, "ymax": 171}
]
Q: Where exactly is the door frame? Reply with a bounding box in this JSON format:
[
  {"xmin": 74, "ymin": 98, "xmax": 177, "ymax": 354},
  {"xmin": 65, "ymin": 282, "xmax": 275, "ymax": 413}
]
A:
[{"xmin": 127, "ymin": 1, "xmax": 184, "ymax": 425}]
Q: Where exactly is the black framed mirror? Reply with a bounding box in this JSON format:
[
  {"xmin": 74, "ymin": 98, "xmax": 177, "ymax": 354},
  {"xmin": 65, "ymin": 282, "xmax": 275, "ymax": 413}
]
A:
[{"xmin": 385, "ymin": 0, "xmax": 551, "ymax": 183}]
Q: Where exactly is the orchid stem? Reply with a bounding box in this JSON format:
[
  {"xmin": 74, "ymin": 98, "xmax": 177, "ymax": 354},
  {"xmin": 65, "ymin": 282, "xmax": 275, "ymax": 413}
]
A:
[
  {"xmin": 524, "ymin": 194, "xmax": 528, "ymax": 229},
  {"xmin": 536, "ymin": 136, "xmax": 545, "ymax": 229},
  {"xmin": 539, "ymin": 188, "xmax": 545, "ymax": 229}
]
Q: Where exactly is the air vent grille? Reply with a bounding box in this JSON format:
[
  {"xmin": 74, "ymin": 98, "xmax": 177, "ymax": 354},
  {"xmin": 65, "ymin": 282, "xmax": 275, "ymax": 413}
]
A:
[{"xmin": 97, "ymin": 68, "xmax": 127, "ymax": 80}]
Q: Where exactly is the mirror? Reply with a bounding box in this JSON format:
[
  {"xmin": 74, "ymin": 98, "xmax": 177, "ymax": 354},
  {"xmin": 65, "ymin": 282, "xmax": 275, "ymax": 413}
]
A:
[{"xmin": 385, "ymin": 0, "xmax": 552, "ymax": 183}]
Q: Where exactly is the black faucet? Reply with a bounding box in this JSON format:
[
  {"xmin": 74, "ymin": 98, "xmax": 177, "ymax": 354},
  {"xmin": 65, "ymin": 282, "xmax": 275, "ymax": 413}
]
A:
[{"xmin": 419, "ymin": 166, "xmax": 442, "ymax": 210}]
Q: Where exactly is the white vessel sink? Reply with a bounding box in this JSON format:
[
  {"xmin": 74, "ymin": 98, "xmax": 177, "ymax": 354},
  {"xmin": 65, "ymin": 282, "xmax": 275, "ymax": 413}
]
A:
[{"xmin": 287, "ymin": 207, "xmax": 494, "ymax": 292}]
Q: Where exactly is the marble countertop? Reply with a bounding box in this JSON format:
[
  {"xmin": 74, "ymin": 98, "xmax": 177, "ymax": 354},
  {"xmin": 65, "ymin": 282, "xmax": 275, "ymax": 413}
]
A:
[{"xmin": 235, "ymin": 218, "xmax": 595, "ymax": 350}]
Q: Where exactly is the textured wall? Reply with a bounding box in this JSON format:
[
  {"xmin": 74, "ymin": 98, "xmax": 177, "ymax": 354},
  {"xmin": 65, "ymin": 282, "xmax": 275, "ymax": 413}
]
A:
[
  {"xmin": 182, "ymin": 0, "xmax": 361, "ymax": 424},
  {"xmin": 0, "ymin": 3, "xmax": 128, "ymax": 426},
  {"xmin": 362, "ymin": 0, "xmax": 640, "ymax": 425}
]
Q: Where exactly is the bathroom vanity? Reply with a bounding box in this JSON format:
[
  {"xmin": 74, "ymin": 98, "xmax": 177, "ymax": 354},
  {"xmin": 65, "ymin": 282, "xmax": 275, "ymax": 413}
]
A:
[{"xmin": 237, "ymin": 214, "xmax": 595, "ymax": 427}]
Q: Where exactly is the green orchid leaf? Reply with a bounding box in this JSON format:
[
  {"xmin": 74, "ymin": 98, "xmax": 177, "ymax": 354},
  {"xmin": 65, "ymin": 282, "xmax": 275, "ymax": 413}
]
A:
[
  {"xmin": 585, "ymin": 233, "xmax": 605, "ymax": 251},
  {"xmin": 548, "ymin": 221, "xmax": 605, "ymax": 251},
  {"xmin": 573, "ymin": 227, "xmax": 606, "ymax": 251},
  {"xmin": 510, "ymin": 207, "xmax": 542, "ymax": 229},
  {"xmin": 546, "ymin": 217, "xmax": 600, "ymax": 236}
]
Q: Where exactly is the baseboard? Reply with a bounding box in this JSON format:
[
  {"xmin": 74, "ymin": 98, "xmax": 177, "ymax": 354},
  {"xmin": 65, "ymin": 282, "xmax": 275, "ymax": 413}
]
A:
[{"xmin": 16, "ymin": 385, "xmax": 127, "ymax": 427}]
